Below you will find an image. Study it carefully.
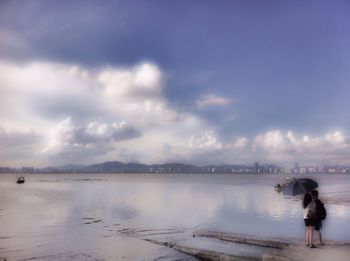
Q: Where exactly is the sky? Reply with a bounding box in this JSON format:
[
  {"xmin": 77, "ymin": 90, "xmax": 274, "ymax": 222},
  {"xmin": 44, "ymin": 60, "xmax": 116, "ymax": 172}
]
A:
[{"xmin": 0, "ymin": 0, "xmax": 350, "ymax": 167}]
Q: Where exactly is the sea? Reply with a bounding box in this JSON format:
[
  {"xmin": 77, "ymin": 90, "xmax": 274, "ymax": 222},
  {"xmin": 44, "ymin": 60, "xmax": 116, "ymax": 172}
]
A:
[{"xmin": 0, "ymin": 173, "xmax": 350, "ymax": 260}]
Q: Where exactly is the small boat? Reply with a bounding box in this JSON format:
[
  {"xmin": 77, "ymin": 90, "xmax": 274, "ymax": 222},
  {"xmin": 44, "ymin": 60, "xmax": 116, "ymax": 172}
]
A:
[{"xmin": 17, "ymin": 176, "xmax": 25, "ymax": 184}]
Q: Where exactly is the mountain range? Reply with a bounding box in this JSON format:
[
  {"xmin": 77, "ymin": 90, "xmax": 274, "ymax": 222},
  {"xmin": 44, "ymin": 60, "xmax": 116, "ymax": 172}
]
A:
[{"xmin": 37, "ymin": 161, "xmax": 281, "ymax": 174}]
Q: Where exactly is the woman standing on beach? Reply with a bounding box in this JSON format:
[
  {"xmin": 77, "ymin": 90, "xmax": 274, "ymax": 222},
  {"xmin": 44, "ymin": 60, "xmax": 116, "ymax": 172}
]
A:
[{"xmin": 303, "ymin": 193, "xmax": 316, "ymax": 248}]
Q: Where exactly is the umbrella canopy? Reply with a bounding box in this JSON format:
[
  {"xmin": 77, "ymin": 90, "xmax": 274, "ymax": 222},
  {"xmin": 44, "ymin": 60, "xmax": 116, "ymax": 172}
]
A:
[{"xmin": 283, "ymin": 178, "xmax": 318, "ymax": 196}]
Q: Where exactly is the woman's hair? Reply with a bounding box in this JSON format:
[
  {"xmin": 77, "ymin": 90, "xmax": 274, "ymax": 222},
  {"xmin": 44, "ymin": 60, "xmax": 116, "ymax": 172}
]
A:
[
  {"xmin": 303, "ymin": 193, "xmax": 312, "ymax": 208},
  {"xmin": 311, "ymin": 190, "xmax": 318, "ymax": 198}
]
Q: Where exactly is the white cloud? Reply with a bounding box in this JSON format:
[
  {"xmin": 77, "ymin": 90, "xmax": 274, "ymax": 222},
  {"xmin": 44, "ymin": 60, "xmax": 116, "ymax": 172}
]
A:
[
  {"xmin": 42, "ymin": 117, "xmax": 141, "ymax": 154},
  {"xmin": 161, "ymin": 130, "xmax": 350, "ymax": 166},
  {"xmin": 233, "ymin": 137, "xmax": 248, "ymax": 149},
  {"xmin": 254, "ymin": 130, "xmax": 285, "ymax": 150},
  {"xmin": 134, "ymin": 63, "xmax": 162, "ymax": 90},
  {"xmin": 325, "ymin": 131, "xmax": 347, "ymax": 144},
  {"xmin": 188, "ymin": 131, "xmax": 223, "ymax": 150},
  {"xmin": 196, "ymin": 94, "xmax": 236, "ymax": 109},
  {"xmin": 1, "ymin": 59, "xmax": 349, "ymax": 167},
  {"xmin": 0, "ymin": 60, "xmax": 213, "ymax": 166},
  {"xmin": 98, "ymin": 62, "xmax": 162, "ymax": 102},
  {"xmin": 251, "ymin": 130, "xmax": 350, "ymax": 165},
  {"xmin": 43, "ymin": 117, "xmax": 75, "ymax": 153},
  {"xmin": 0, "ymin": 60, "xmax": 187, "ymax": 130}
]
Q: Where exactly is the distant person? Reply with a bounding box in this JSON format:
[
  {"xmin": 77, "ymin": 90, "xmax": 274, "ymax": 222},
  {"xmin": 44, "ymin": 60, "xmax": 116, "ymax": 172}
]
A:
[
  {"xmin": 274, "ymin": 183, "xmax": 282, "ymax": 192},
  {"xmin": 303, "ymin": 193, "xmax": 316, "ymax": 248},
  {"xmin": 311, "ymin": 190, "xmax": 326, "ymax": 245}
]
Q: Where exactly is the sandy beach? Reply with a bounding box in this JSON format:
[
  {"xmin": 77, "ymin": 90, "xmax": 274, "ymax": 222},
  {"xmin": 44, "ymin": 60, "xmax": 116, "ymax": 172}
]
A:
[
  {"xmin": 2, "ymin": 224, "xmax": 350, "ymax": 261},
  {"xmin": 109, "ymin": 226, "xmax": 350, "ymax": 261}
]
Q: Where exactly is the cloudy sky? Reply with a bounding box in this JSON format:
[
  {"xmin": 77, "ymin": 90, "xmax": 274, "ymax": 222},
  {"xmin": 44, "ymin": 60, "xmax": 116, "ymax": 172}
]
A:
[{"xmin": 0, "ymin": 0, "xmax": 349, "ymax": 167}]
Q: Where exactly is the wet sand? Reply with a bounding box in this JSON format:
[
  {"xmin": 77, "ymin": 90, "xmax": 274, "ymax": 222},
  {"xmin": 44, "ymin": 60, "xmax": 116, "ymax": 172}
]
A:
[
  {"xmin": 138, "ymin": 230, "xmax": 350, "ymax": 261},
  {"xmin": 4, "ymin": 224, "xmax": 348, "ymax": 261}
]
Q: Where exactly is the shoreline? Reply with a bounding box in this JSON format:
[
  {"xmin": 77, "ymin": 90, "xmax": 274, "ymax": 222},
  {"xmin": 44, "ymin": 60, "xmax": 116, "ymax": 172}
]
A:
[
  {"xmin": 2, "ymin": 172, "xmax": 350, "ymax": 175},
  {"xmin": 138, "ymin": 230, "xmax": 350, "ymax": 261},
  {"xmin": 2, "ymin": 228, "xmax": 349, "ymax": 261}
]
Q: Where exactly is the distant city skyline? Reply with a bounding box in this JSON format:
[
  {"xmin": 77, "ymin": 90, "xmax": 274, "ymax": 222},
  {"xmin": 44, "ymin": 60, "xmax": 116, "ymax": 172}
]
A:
[
  {"xmin": 1, "ymin": 1, "xmax": 350, "ymax": 167},
  {"xmin": 1, "ymin": 160, "xmax": 349, "ymax": 175}
]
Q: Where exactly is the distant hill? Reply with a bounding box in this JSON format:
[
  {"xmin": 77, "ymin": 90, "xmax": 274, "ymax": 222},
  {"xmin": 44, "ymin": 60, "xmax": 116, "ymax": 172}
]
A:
[
  {"xmin": 85, "ymin": 161, "xmax": 149, "ymax": 172},
  {"xmin": 5, "ymin": 161, "xmax": 350, "ymax": 174},
  {"xmin": 14, "ymin": 161, "xmax": 286, "ymax": 174},
  {"xmin": 150, "ymin": 162, "xmax": 199, "ymax": 172},
  {"xmin": 0, "ymin": 167, "xmax": 16, "ymax": 173}
]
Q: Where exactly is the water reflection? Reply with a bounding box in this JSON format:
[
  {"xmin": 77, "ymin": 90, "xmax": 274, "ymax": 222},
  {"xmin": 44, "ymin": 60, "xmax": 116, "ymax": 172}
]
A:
[
  {"xmin": 111, "ymin": 204, "xmax": 139, "ymax": 220},
  {"xmin": 1, "ymin": 173, "xmax": 350, "ymax": 257}
]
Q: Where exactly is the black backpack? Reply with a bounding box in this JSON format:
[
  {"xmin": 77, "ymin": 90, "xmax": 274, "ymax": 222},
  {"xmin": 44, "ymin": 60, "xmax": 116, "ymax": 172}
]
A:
[{"xmin": 316, "ymin": 199, "xmax": 327, "ymax": 220}]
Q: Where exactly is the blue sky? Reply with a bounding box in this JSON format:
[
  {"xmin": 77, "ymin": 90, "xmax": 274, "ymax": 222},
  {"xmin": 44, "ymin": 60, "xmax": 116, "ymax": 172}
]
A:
[{"xmin": 0, "ymin": 0, "xmax": 349, "ymax": 167}]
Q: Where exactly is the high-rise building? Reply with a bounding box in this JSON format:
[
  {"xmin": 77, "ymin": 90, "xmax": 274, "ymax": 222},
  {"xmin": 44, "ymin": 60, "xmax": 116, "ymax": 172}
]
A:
[{"xmin": 255, "ymin": 162, "xmax": 260, "ymax": 173}]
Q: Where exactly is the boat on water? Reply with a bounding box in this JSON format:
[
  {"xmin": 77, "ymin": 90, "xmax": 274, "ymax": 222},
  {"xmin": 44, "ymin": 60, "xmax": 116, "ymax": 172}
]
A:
[{"xmin": 17, "ymin": 176, "xmax": 25, "ymax": 184}]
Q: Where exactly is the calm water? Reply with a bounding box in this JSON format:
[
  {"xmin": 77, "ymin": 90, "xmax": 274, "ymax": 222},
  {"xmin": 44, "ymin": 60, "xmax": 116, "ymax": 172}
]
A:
[{"xmin": 1, "ymin": 173, "xmax": 350, "ymax": 260}]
